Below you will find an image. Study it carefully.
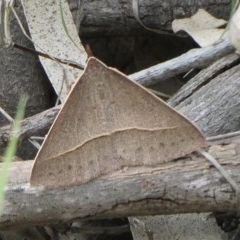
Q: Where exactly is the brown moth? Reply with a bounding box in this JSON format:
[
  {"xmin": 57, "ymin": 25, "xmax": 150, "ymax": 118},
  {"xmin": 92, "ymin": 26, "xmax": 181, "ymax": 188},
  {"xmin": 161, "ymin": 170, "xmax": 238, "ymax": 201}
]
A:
[{"xmin": 30, "ymin": 57, "xmax": 206, "ymax": 189}]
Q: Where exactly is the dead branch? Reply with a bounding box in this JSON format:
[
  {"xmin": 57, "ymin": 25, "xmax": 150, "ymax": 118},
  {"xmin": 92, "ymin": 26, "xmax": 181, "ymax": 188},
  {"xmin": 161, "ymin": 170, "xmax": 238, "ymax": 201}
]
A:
[
  {"xmin": 1, "ymin": 136, "xmax": 240, "ymax": 229},
  {"xmin": 129, "ymin": 39, "xmax": 234, "ymax": 86}
]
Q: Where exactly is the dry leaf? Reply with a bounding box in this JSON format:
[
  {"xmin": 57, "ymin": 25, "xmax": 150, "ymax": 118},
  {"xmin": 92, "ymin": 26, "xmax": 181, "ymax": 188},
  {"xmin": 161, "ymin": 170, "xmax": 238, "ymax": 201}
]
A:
[
  {"xmin": 21, "ymin": 0, "xmax": 88, "ymax": 101},
  {"xmin": 30, "ymin": 58, "xmax": 206, "ymax": 189},
  {"xmin": 172, "ymin": 9, "xmax": 226, "ymax": 47}
]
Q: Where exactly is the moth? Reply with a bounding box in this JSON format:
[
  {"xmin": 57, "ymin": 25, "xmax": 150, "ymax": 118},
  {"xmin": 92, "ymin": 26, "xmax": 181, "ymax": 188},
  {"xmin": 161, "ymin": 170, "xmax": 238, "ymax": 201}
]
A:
[{"xmin": 30, "ymin": 58, "xmax": 206, "ymax": 189}]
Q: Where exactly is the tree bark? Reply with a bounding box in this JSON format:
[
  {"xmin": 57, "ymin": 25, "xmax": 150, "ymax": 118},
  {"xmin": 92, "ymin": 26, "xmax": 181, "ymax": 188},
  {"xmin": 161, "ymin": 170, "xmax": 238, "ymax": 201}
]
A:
[
  {"xmin": 69, "ymin": 0, "xmax": 231, "ymax": 36},
  {"xmin": 0, "ymin": 136, "xmax": 239, "ymax": 229},
  {"xmin": 170, "ymin": 55, "xmax": 240, "ymax": 136}
]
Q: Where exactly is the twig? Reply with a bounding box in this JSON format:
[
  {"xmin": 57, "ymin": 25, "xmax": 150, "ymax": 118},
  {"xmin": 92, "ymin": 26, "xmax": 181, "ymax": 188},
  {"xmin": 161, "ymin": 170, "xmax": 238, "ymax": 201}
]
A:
[
  {"xmin": 198, "ymin": 149, "xmax": 239, "ymax": 193},
  {"xmin": 0, "ymin": 107, "xmax": 13, "ymax": 122},
  {"xmin": 206, "ymin": 131, "xmax": 240, "ymax": 142},
  {"xmin": 13, "ymin": 44, "xmax": 84, "ymax": 70},
  {"xmin": 0, "ymin": 105, "xmax": 59, "ymax": 150},
  {"xmin": 129, "ymin": 38, "xmax": 235, "ymax": 86},
  {"xmin": 146, "ymin": 88, "xmax": 171, "ymax": 99},
  {"xmin": 0, "ymin": 107, "xmax": 40, "ymax": 150},
  {"xmin": 198, "ymin": 149, "xmax": 240, "ymax": 215}
]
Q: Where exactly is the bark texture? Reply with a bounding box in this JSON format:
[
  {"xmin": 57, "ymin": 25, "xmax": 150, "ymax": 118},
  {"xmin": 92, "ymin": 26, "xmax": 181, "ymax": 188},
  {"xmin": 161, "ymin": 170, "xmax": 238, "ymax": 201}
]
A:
[
  {"xmin": 172, "ymin": 55, "xmax": 240, "ymax": 136},
  {"xmin": 69, "ymin": 0, "xmax": 230, "ymax": 36},
  {"xmin": 0, "ymin": 138, "xmax": 239, "ymax": 229}
]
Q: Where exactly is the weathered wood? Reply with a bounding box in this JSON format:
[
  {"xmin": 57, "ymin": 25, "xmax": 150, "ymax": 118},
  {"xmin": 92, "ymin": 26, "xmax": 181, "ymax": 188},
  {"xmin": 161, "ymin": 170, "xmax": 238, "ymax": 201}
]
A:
[
  {"xmin": 0, "ymin": 136, "xmax": 240, "ymax": 229},
  {"xmin": 129, "ymin": 39, "xmax": 235, "ymax": 86},
  {"xmin": 0, "ymin": 105, "xmax": 60, "ymax": 152},
  {"xmin": 68, "ymin": 0, "xmax": 231, "ymax": 36},
  {"xmin": 172, "ymin": 57, "xmax": 240, "ymax": 136},
  {"xmin": 169, "ymin": 53, "xmax": 240, "ymax": 108}
]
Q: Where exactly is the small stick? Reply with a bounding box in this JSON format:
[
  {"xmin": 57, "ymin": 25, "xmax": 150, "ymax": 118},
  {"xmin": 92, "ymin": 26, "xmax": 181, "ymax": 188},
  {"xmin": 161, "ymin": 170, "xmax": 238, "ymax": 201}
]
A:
[{"xmin": 198, "ymin": 149, "xmax": 240, "ymax": 215}]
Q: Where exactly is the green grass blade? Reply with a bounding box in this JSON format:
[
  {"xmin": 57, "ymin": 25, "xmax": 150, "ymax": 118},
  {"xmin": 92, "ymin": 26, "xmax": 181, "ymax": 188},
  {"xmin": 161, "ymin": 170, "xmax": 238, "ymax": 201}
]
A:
[{"xmin": 0, "ymin": 97, "xmax": 27, "ymax": 215}]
